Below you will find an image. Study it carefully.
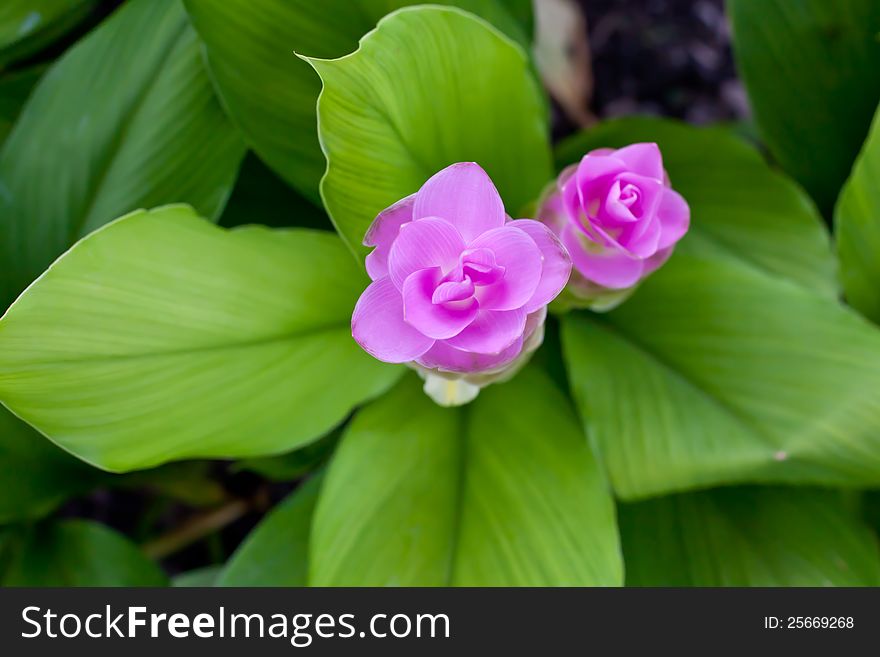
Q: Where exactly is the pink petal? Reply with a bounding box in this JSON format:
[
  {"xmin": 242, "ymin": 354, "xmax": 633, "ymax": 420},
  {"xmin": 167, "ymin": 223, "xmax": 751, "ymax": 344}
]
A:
[
  {"xmin": 564, "ymin": 155, "xmax": 627, "ymax": 225},
  {"xmin": 508, "ymin": 219, "xmax": 572, "ymax": 313},
  {"xmin": 352, "ymin": 277, "xmax": 434, "ymax": 363},
  {"xmin": 432, "ymin": 276, "xmax": 475, "ymax": 304},
  {"xmin": 416, "ymin": 336, "xmax": 524, "ymax": 373},
  {"xmin": 363, "ymin": 194, "xmax": 415, "ymax": 280},
  {"xmin": 444, "ymin": 307, "xmax": 527, "ymax": 354},
  {"xmin": 619, "ymin": 215, "xmax": 662, "ymax": 259},
  {"xmin": 563, "ymin": 224, "xmax": 645, "ymax": 289},
  {"xmin": 656, "ymin": 188, "xmax": 690, "ymax": 249},
  {"xmin": 402, "ymin": 268, "xmax": 479, "ymax": 340},
  {"xmin": 613, "ymin": 143, "xmax": 664, "ymax": 180},
  {"xmin": 467, "ymin": 226, "xmax": 543, "ymax": 311},
  {"xmin": 413, "ymin": 162, "xmax": 506, "ymax": 242},
  {"xmin": 387, "ymin": 217, "xmax": 465, "ymax": 290},
  {"xmin": 642, "ymin": 245, "xmax": 675, "ymax": 277}
]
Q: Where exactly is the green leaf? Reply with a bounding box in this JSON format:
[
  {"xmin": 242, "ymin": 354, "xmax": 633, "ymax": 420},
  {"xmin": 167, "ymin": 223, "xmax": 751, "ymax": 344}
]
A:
[
  {"xmin": 217, "ymin": 475, "xmax": 321, "ymax": 587},
  {"xmin": 218, "ymin": 152, "xmax": 330, "ymax": 231},
  {"xmin": 183, "ymin": 0, "xmax": 532, "ymax": 203},
  {"xmin": 0, "ymin": 205, "xmax": 402, "ymax": 472},
  {"xmin": 172, "ymin": 565, "xmax": 223, "ymax": 587},
  {"xmin": 0, "ymin": 65, "xmax": 44, "ymax": 145},
  {"xmin": 562, "ymin": 252, "xmax": 880, "ymax": 499},
  {"xmin": 621, "ymin": 487, "xmax": 880, "ymax": 586},
  {"xmin": 0, "ymin": 0, "xmax": 96, "ymax": 68},
  {"xmin": 836, "ymin": 101, "xmax": 880, "ymax": 323},
  {"xmin": 233, "ymin": 431, "xmax": 339, "ymax": 482},
  {"xmin": 306, "ymin": 5, "xmax": 552, "ymax": 259},
  {"xmin": 1, "ymin": 520, "xmax": 168, "ymax": 586},
  {"xmin": 556, "ymin": 117, "xmax": 836, "ymax": 296},
  {"xmin": 0, "ymin": 0, "xmax": 245, "ymax": 304},
  {"xmin": 0, "ymin": 408, "xmax": 102, "ymax": 523},
  {"xmin": 310, "ymin": 368, "xmax": 622, "ymax": 586},
  {"xmin": 728, "ymin": 0, "xmax": 880, "ymax": 214}
]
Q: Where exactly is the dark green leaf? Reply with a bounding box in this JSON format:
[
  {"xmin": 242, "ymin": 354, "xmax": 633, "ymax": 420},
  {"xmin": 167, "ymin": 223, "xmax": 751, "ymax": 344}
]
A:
[
  {"xmin": 728, "ymin": 0, "xmax": 880, "ymax": 214},
  {"xmin": 836, "ymin": 101, "xmax": 880, "ymax": 323},
  {"xmin": 217, "ymin": 476, "xmax": 321, "ymax": 587},
  {"xmin": 2, "ymin": 520, "xmax": 168, "ymax": 586},
  {"xmin": 622, "ymin": 487, "xmax": 880, "ymax": 586},
  {"xmin": 184, "ymin": 0, "xmax": 532, "ymax": 202},
  {"xmin": 0, "ymin": 0, "xmax": 245, "ymax": 303},
  {"xmin": 0, "ymin": 0, "xmax": 96, "ymax": 68}
]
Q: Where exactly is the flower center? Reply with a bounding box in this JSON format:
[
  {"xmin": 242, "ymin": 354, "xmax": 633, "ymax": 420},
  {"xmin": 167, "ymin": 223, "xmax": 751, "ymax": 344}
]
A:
[{"xmin": 431, "ymin": 248, "xmax": 506, "ymax": 307}]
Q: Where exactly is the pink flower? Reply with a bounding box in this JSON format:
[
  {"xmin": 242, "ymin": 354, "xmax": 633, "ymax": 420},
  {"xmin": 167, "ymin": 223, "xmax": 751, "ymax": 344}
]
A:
[
  {"xmin": 352, "ymin": 163, "xmax": 571, "ymax": 403},
  {"xmin": 538, "ymin": 143, "xmax": 690, "ymax": 309}
]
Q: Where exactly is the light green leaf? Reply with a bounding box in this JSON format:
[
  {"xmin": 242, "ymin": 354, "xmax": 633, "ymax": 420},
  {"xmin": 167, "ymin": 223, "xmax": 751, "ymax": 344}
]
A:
[
  {"xmin": 0, "ymin": 0, "xmax": 245, "ymax": 303},
  {"xmin": 311, "ymin": 368, "xmax": 622, "ymax": 586},
  {"xmin": 562, "ymin": 252, "xmax": 880, "ymax": 499},
  {"xmin": 306, "ymin": 5, "xmax": 552, "ymax": 259},
  {"xmin": 728, "ymin": 0, "xmax": 880, "ymax": 214},
  {"xmin": 2, "ymin": 520, "xmax": 168, "ymax": 586},
  {"xmin": 217, "ymin": 475, "xmax": 321, "ymax": 587},
  {"xmin": 0, "ymin": 408, "xmax": 102, "ymax": 523},
  {"xmin": 836, "ymin": 101, "xmax": 880, "ymax": 323},
  {"xmin": 183, "ymin": 0, "xmax": 532, "ymax": 203},
  {"xmin": 0, "ymin": 205, "xmax": 402, "ymax": 472},
  {"xmin": 556, "ymin": 117, "xmax": 836, "ymax": 296},
  {"xmin": 0, "ymin": 0, "xmax": 95, "ymax": 67},
  {"xmin": 622, "ymin": 487, "xmax": 880, "ymax": 586}
]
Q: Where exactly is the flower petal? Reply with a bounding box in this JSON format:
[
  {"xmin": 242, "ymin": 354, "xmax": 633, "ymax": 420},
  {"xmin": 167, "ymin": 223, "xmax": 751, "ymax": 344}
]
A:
[
  {"xmin": 413, "ymin": 162, "xmax": 505, "ymax": 242},
  {"xmin": 352, "ymin": 277, "xmax": 434, "ymax": 363},
  {"xmin": 416, "ymin": 336, "xmax": 524, "ymax": 373},
  {"xmin": 387, "ymin": 217, "xmax": 465, "ymax": 290},
  {"xmin": 563, "ymin": 224, "xmax": 645, "ymax": 289},
  {"xmin": 613, "ymin": 142, "xmax": 664, "ymax": 180},
  {"xmin": 508, "ymin": 219, "xmax": 572, "ymax": 312},
  {"xmin": 656, "ymin": 187, "xmax": 691, "ymax": 249},
  {"xmin": 363, "ymin": 194, "xmax": 414, "ymax": 280},
  {"xmin": 468, "ymin": 226, "xmax": 543, "ymax": 311},
  {"xmin": 402, "ymin": 268, "xmax": 478, "ymax": 340},
  {"xmin": 444, "ymin": 307, "xmax": 527, "ymax": 354},
  {"xmin": 642, "ymin": 245, "xmax": 675, "ymax": 277}
]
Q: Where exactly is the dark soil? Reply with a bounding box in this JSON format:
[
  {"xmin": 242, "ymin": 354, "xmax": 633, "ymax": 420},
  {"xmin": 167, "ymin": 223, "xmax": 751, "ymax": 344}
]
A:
[{"xmin": 554, "ymin": 0, "xmax": 749, "ymax": 139}]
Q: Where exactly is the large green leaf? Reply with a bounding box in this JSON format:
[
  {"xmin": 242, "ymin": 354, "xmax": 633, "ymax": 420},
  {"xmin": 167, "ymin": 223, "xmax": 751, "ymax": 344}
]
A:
[
  {"xmin": 621, "ymin": 487, "xmax": 880, "ymax": 586},
  {"xmin": 0, "ymin": 0, "xmax": 245, "ymax": 304},
  {"xmin": 0, "ymin": 408, "xmax": 102, "ymax": 523},
  {"xmin": 728, "ymin": 0, "xmax": 880, "ymax": 214},
  {"xmin": 556, "ymin": 117, "xmax": 836, "ymax": 296},
  {"xmin": 0, "ymin": 0, "xmax": 95, "ymax": 67},
  {"xmin": 1, "ymin": 520, "xmax": 167, "ymax": 586},
  {"xmin": 0, "ymin": 205, "xmax": 401, "ymax": 472},
  {"xmin": 184, "ymin": 0, "xmax": 532, "ymax": 203},
  {"xmin": 562, "ymin": 252, "xmax": 880, "ymax": 499},
  {"xmin": 836, "ymin": 102, "xmax": 880, "ymax": 323},
  {"xmin": 217, "ymin": 475, "xmax": 321, "ymax": 587},
  {"xmin": 306, "ymin": 5, "xmax": 552, "ymax": 259},
  {"xmin": 310, "ymin": 368, "xmax": 622, "ymax": 586}
]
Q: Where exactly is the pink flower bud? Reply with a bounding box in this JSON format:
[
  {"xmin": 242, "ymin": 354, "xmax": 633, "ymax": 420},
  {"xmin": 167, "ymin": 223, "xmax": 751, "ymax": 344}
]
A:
[
  {"xmin": 538, "ymin": 143, "xmax": 690, "ymax": 310},
  {"xmin": 352, "ymin": 163, "xmax": 571, "ymax": 405}
]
